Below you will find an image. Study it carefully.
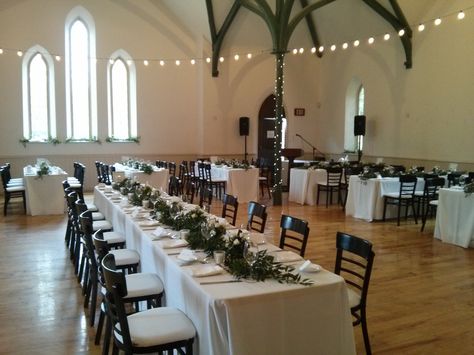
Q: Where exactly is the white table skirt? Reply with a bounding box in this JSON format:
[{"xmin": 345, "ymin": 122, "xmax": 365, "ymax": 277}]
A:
[
  {"xmin": 345, "ymin": 176, "xmax": 425, "ymax": 222},
  {"xmin": 114, "ymin": 163, "xmax": 169, "ymax": 191},
  {"xmin": 23, "ymin": 166, "xmax": 67, "ymax": 216},
  {"xmin": 434, "ymin": 188, "xmax": 474, "ymax": 248},
  {"xmin": 288, "ymin": 168, "xmax": 329, "ymax": 205},
  {"xmin": 94, "ymin": 188, "xmax": 356, "ymax": 355}
]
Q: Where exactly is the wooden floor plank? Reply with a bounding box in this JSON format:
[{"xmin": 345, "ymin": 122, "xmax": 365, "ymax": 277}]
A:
[{"xmin": 1, "ymin": 194, "xmax": 473, "ymax": 354}]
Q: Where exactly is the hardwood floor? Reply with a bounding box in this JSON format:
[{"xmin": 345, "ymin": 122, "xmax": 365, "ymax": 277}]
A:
[{"xmin": 1, "ymin": 194, "xmax": 473, "ymax": 354}]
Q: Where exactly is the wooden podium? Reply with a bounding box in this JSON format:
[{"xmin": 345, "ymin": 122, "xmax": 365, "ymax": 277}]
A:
[{"xmin": 281, "ymin": 148, "xmax": 303, "ymax": 191}]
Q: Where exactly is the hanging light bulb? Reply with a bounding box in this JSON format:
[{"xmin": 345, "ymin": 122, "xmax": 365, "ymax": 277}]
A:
[
  {"xmin": 418, "ymin": 24, "xmax": 425, "ymax": 32},
  {"xmin": 190, "ymin": 59, "xmax": 196, "ymax": 65},
  {"xmin": 457, "ymin": 11, "xmax": 465, "ymax": 20},
  {"xmin": 342, "ymin": 42, "xmax": 348, "ymax": 50},
  {"xmin": 330, "ymin": 44, "xmax": 336, "ymax": 51},
  {"xmin": 109, "ymin": 58, "xmax": 114, "ymax": 64},
  {"xmin": 318, "ymin": 46, "xmax": 324, "ymax": 53},
  {"xmin": 0, "ymin": 48, "xmax": 3, "ymax": 54},
  {"xmin": 55, "ymin": 55, "xmax": 61, "ymax": 61},
  {"xmin": 299, "ymin": 47, "xmax": 304, "ymax": 54},
  {"xmin": 368, "ymin": 37, "xmax": 375, "ymax": 44},
  {"xmin": 292, "ymin": 48, "xmax": 298, "ymax": 55},
  {"xmin": 353, "ymin": 40, "xmax": 360, "ymax": 47},
  {"xmin": 160, "ymin": 60, "xmax": 165, "ymax": 66},
  {"xmin": 434, "ymin": 18, "xmax": 442, "ymax": 26},
  {"xmin": 175, "ymin": 60, "xmax": 181, "ymax": 66},
  {"xmin": 247, "ymin": 53, "xmax": 252, "ymax": 59},
  {"xmin": 206, "ymin": 57, "xmax": 211, "ymax": 63},
  {"xmin": 126, "ymin": 59, "xmax": 132, "ymax": 66},
  {"xmin": 398, "ymin": 29, "xmax": 405, "ymax": 36},
  {"xmin": 219, "ymin": 56, "xmax": 224, "ymax": 62},
  {"xmin": 143, "ymin": 60, "xmax": 149, "ymax": 66},
  {"xmin": 384, "ymin": 33, "xmax": 390, "ymax": 41},
  {"xmin": 17, "ymin": 50, "xmax": 23, "ymax": 57},
  {"xmin": 234, "ymin": 54, "xmax": 239, "ymax": 61}
]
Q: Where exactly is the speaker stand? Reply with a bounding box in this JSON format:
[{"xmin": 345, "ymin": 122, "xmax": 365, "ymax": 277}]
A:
[{"xmin": 244, "ymin": 136, "xmax": 248, "ymax": 163}]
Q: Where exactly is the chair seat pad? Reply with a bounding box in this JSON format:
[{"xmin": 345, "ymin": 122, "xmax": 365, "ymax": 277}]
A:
[
  {"xmin": 124, "ymin": 273, "xmax": 164, "ymax": 298},
  {"xmin": 384, "ymin": 192, "xmax": 413, "ymax": 199},
  {"xmin": 110, "ymin": 249, "xmax": 140, "ymax": 267},
  {"xmin": 92, "ymin": 212, "xmax": 105, "ymax": 221},
  {"xmin": 69, "ymin": 182, "xmax": 82, "ymax": 188},
  {"xmin": 414, "ymin": 191, "xmax": 424, "ymax": 197},
  {"xmin": 318, "ymin": 182, "xmax": 339, "ymax": 187},
  {"xmin": 259, "ymin": 177, "xmax": 267, "ymax": 181},
  {"xmin": 6, "ymin": 185, "xmax": 25, "ymax": 192},
  {"xmin": 346, "ymin": 287, "xmax": 361, "ymax": 309},
  {"xmin": 429, "ymin": 200, "xmax": 439, "ymax": 206},
  {"xmin": 67, "ymin": 177, "xmax": 79, "ymax": 182},
  {"xmin": 87, "ymin": 203, "xmax": 98, "ymax": 212},
  {"xmin": 121, "ymin": 307, "xmax": 195, "ymax": 347},
  {"xmin": 212, "ymin": 179, "xmax": 226, "ymax": 183},
  {"xmin": 92, "ymin": 220, "xmax": 113, "ymax": 231},
  {"xmin": 7, "ymin": 182, "xmax": 24, "ymax": 188},
  {"xmin": 103, "ymin": 231, "xmax": 126, "ymax": 245}
]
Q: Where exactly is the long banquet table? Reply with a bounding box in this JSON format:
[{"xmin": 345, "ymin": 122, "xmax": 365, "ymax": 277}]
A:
[
  {"xmin": 113, "ymin": 163, "xmax": 169, "ymax": 191},
  {"xmin": 23, "ymin": 166, "xmax": 67, "ymax": 215},
  {"xmin": 345, "ymin": 175, "xmax": 425, "ymax": 222},
  {"xmin": 94, "ymin": 187, "xmax": 356, "ymax": 355},
  {"xmin": 434, "ymin": 187, "xmax": 474, "ymax": 248}
]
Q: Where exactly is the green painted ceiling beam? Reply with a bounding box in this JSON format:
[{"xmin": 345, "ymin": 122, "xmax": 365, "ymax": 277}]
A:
[{"xmin": 299, "ymin": 0, "xmax": 323, "ymax": 57}]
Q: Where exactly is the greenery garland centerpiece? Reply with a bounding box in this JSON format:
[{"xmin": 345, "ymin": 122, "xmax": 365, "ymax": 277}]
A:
[
  {"xmin": 36, "ymin": 161, "xmax": 51, "ymax": 179},
  {"xmin": 140, "ymin": 162, "xmax": 154, "ymax": 175},
  {"xmin": 128, "ymin": 184, "xmax": 153, "ymax": 206},
  {"xmin": 464, "ymin": 182, "xmax": 474, "ymax": 196},
  {"xmin": 151, "ymin": 196, "xmax": 312, "ymax": 285}
]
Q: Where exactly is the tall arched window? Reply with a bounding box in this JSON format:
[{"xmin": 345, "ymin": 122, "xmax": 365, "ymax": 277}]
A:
[
  {"xmin": 107, "ymin": 50, "xmax": 137, "ymax": 140},
  {"xmin": 344, "ymin": 78, "xmax": 365, "ymax": 152},
  {"xmin": 22, "ymin": 45, "xmax": 56, "ymax": 141},
  {"xmin": 65, "ymin": 6, "xmax": 97, "ymax": 140}
]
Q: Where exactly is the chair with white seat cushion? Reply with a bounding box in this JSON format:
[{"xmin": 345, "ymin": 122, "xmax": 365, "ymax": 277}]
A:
[
  {"xmin": 317, "ymin": 166, "xmax": 343, "ymax": 207},
  {"xmin": 335, "ymin": 231, "xmax": 375, "ymax": 355},
  {"xmin": 382, "ymin": 174, "xmax": 418, "ymax": 226},
  {"xmin": 102, "ymin": 253, "xmax": 195, "ymax": 355},
  {"xmin": 1, "ymin": 166, "xmax": 26, "ymax": 216}
]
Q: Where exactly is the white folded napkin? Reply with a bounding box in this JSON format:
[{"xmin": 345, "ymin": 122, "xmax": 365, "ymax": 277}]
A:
[
  {"xmin": 151, "ymin": 227, "xmax": 172, "ymax": 239},
  {"xmin": 298, "ymin": 260, "xmax": 321, "ymax": 273},
  {"xmin": 273, "ymin": 251, "xmax": 303, "ymax": 263},
  {"xmin": 177, "ymin": 249, "xmax": 197, "ymax": 264},
  {"xmin": 138, "ymin": 220, "xmax": 160, "ymax": 228},
  {"xmin": 191, "ymin": 265, "xmax": 224, "ymax": 277},
  {"xmin": 158, "ymin": 239, "xmax": 188, "ymax": 249}
]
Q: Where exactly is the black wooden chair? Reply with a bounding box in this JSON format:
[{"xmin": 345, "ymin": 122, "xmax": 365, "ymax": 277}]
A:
[
  {"xmin": 447, "ymin": 172, "xmax": 462, "ymax": 187},
  {"xmin": 420, "ymin": 177, "xmax": 446, "ymax": 232},
  {"xmin": 204, "ymin": 163, "xmax": 226, "ymax": 199},
  {"xmin": 247, "ymin": 201, "xmax": 267, "ymax": 233},
  {"xmin": 168, "ymin": 175, "xmax": 182, "ymax": 196},
  {"xmin": 101, "ymin": 253, "xmax": 195, "ymax": 355},
  {"xmin": 221, "ymin": 194, "xmax": 239, "ymax": 226},
  {"xmin": 1, "ymin": 166, "xmax": 26, "ymax": 216},
  {"xmin": 259, "ymin": 166, "xmax": 272, "ymax": 198},
  {"xmin": 382, "ymin": 174, "xmax": 418, "ymax": 226},
  {"xmin": 335, "ymin": 232, "xmax": 375, "ymax": 355},
  {"xmin": 279, "ymin": 214, "xmax": 310, "ymax": 257},
  {"xmin": 199, "ymin": 186, "xmax": 213, "ymax": 211},
  {"xmin": 183, "ymin": 180, "xmax": 195, "ymax": 204},
  {"xmin": 317, "ymin": 166, "xmax": 343, "ymax": 207},
  {"xmin": 168, "ymin": 161, "xmax": 176, "ymax": 177}
]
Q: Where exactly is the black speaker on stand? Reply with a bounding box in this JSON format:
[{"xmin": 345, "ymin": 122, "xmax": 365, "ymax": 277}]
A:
[
  {"xmin": 239, "ymin": 117, "xmax": 249, "ymax": 163},
  {"xmin": 354, "ymin": 115, "xmax": 366, "ymax": 163}
]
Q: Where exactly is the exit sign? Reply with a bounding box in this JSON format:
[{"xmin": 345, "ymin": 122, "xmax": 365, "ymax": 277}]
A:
[{"xmin": 294, "ymin": 108, "xmax": 305, "ymax": 116}]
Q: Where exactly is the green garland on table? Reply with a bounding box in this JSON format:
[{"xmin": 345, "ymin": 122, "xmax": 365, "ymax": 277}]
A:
[
  {"xmin": 140, "ymin": 162, "xmax": 154, "ymax": 175},
  {"xmin": 152, "ymin": 197, "xmax": 313, "ymax": 285},
  {"xmin": 464, "ymin": 182, "xmax": 474, "ymax": 196},
  {"xmin": 36, "ymin": 161, "xmax": 51, "ymax": 179}
]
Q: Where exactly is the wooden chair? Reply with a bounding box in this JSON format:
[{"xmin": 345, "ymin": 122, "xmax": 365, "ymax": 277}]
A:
[
  {"xmin": 382, "ymin": 175, "xmax": 418, "ymax": 226},
  {"xmin": 101, "ymin": 253, "xmax": 195, "ymax": 355},
  {"xmin": 183, "ymin": 180, "xmax": 195, "ymax": 204},
  {"xmin": 279, "ymin": 214, "xmax": 310, "ymax": 257},
  {"xmin": 168, "ymin": 161, "xmax": 176, "ymax": 177},
  {"xmin": 204, "ymin": 163, "xmax": 226, "ymax": 199},
  {"xmin": 420, "ymin": 177, "xmax": 446, "ymax": 232},
  {"xmin": 1, "ymin": 166, "xmax": 26, "ymax": 216},
  {"xmin": 317, "ymin": 167, "xmax": 343, "ymax": 207},
  {"xmin": 168, "ymin": 175, "xmax": 182, "ymax": 196},
  {"xmin": 247, "ymin": 201, "xmax": 267, "ymax": 233},
  {"xmin": 199, "ymin": 186, "xmax": 213, "ymax": 211},
  {"xmin": 334, "ymin": 232, "xmax": 375, "ymax": 355},
  {"xmin": 341, "ymin": 166, "xmax": 363, "ymax": 210},
  {"xmin": 221, "ymin": 194, "xmax": 239, "ymax": 226},
  {"xmin": 95, "ymin": 161, "xmax": 103, "ymax": 183},
  {"xmin": 447, "ymin": 172, "xmax": 462, "ymax": 187},
  {"xmin": 259, "ymin": 166, "xmax": 272, "ymax": 198}
]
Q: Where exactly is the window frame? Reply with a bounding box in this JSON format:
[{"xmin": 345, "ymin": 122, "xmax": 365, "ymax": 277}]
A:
[
  {"xmin": 21, "ymin": 45, "xmax": 56, "ymax": 142},
  {"xmin": 64, "ymin": 6, "xmax": 97, "ymax": 141}
]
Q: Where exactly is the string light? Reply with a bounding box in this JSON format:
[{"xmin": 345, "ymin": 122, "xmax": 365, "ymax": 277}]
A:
[
  {"xmin": 175, "ymin": 60, "xmax": 180, "ymax": 66},
  {"xmin": 109, "ymin": 58, "xmax": 114, "ymax": 64},
  {"xmin": 247, "ymin": 53, "xmax": 252, "ymax": 59},
  {"xmin": 292, "ymin": 48, "xmax": 298, "ymax": 55},
  {"xmin": 17, "ymin": 50, "xmax": 23, "ymax": 57},
  {"xmin": 143, "ymin": 60, "xmax": 149, "ymax": 66},
  {"xmin": 318, "ymin": 46, "xmax": 324, "ymax": 53},
  {"xmin": 418, "ymin": 24, "xmax": 425, "ymax": 32},
  {"xmin": 0, "ymin": 48, "xmax": 3, "ymax": 54},
  {"xmin": 384, "ymin": 33, "xmax": 390, "ymax": 41},
  {"xmin": 353, "ymin": 40, "xmax": 360, "ymax": 47},
  {"xmin": 190, "ymin": 59, "xmax": 195, "ymax": 65},
  {"xmin": 159, "ymin": 60, "xmax": 165, "ymax": 66},
  {"xmin": 299, "ymin": 47, "xmax": 304, "ymax": 54},
  {"xmin": 457, "ymin": 11, "xmax": 465, "ymax": 20},
  {"xmin": 55, "ymin": 55, "xmax": 61, "ymax": 61},
  {"xmin": 206, "ymin": 57, "xmax": 211, "ymax": 63},
  {"xmin": 398, "ymin": 29, "xmax": 405, "ymax": 36},
  {"xmin": 311, "ymin": 47, "xmax": 316, "ymax": 54},
  {"xmin": 219, "ymin": 56, "xmax": 224, "ymax": 62},
  {"xmin": 434, "ymin": 18, "xmax": 442, "ymax": 26},
  {"xmin": 330, "ymin": 44, "xmax": 336, "ymax": 51},
  {"xmin": 368, "ymin": 37, "xmax": 375, "ymax": 44},
  {"xmin": 126, "ymin": 59, "xmax": 132, "ymax": 66},
  {"xmin": 234, "ymin": 54, "xmax": 239, "ymax": 61},
  {"xmin": 342, "ymin": 42, "xmax": 348, "ymax": 50}
]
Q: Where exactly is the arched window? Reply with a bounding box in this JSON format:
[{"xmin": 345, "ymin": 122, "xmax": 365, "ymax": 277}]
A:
[
  {"xmin": 107, "ymin": 50, "xmax": 137, "ymax": 140},
  {"xmin": 344, "ymin": 78, "xmax": 365, "ymax": 152},
  {"xmin": 65, "ymin": 6, "xmax": 97, "ymax": 140},
  {"xmin": 22, "ymin": 45, "xmax": 56, "ymax": 141}
]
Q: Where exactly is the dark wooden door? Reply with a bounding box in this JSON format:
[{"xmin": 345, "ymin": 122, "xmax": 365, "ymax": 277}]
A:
[{"xmin": 258, "ymin": 94, "xmax": 286, "ymax": 167}]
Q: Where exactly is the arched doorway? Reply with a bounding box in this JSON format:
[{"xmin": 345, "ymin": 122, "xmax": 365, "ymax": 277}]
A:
[{"xmin": 258, "ymin": 94, "xmax": 286, "ymax": 167}]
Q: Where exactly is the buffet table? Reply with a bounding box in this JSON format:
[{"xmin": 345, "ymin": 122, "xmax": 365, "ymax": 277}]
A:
[
  {"xmin": 434, "ymin": 187, "xmax": 474, "ymax": 248},
  {"xmin": 345, "ymin": 176, "xmax": 425, "ymax": 222},
  {"xmin": 210, "ymin": 165, "xmax": 260, "ymax": 203},
  {"xmin": 23, "ymin": 166, "xmax": 67, "ymax": 215},
  {"xmin": 113, "ymin": 163, "xmax": 169, "ymax": 191},
  {"xmin": 94, "ymin": 188, "xmax": 356, "ymax": 355}
]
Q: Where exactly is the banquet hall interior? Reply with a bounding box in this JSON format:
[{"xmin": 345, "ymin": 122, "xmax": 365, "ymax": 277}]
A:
[{"xmin": 1, "ymin": 0, "xmax": 473, "ymax": 354}]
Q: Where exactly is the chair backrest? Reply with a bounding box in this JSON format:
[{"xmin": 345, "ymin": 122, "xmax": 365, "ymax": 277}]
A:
[
  {"xmin": 168, "ymin": 162, "xmax": 176, "ymax": 177},
  {"xmin": 189, "ymin": 161, "xmax": 196, "ymax": 179},
  {"xmin": 67, "ymin": 191, "xmax": 79, "ymax": 225},
  {"xmin": 199, "ymin": 186, "xmax": 213, "ymax": 209},
  {"xmin": 221, "ymin": 194, "xmax": 238, "ymax": 226},
  {"xmin": 101, "ymin": 164, "xmax": 112, "ymax": 185},
  {"xmin": 95, "ymin": 161, "xmax": 103, "ymax": 183},
  {"xmin": 447, "ymin": 172, "xmax": 462, "ymax": 187},
  {"xmin": 184, "ymin": 181, "xmax": 195, "ymax": 204},
  {"xmin": 247, "ymin": 201, "xmax": 267, "ymax": 233},
  {"xmin": 101, "ymin": 253, "xmax": 134, "ymax": 350},
  {"xmin": 197, "ymin": 162, "xmax": 206, "ymax": 183},
  {"xmin": 178, "ymin": 162, "xmax": 187, "ymax": 183},
  {"xmin": 92, "ymin": 229, "xmax": 111, "ymax": 260},
  {"xmin": 326, "ymin": 167, "xmax": 342, "ymax": 186},
  {"xmin": 0, "ymin": 168, "xmax": 8, "ymax": 190},
  {"xmin": 279, "ymin": 215, "xmax": 310, "ymax": 257},
  {"xmin": 334, "ymin": 232, "xmax": 375, "ymax": 309},
  {"xmin": 423, "ymin": 177, "xmax": 445, "ymax": 200},
  {"xmin": 203, "ymin": 163, "xmax": 213, "ymax": 184},
  {"xmin": 168, "ymin": 175, "xmax": 181, "ymax": 196},
  {"xmin": 399, "ymin": 174, "xmax": 417, "ymax": 196},
  {"xmin": 79, "ymin": 213, "xmax": 98, "ymax": 273}
]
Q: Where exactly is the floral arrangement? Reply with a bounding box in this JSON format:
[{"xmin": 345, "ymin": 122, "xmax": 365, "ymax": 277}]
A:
[
  {"xmin": 122, "ymin": 158, "xmax": 154, "ymax": 174},
  {"xmin": 464, "ymin": 182, "xmax": 474, "ymax": 196},
  {"xmin": 140, "ymin": 162, "xmax": 154, "ymax": 175},
  {"xmin": 152, "ymin": 197, "xmax": 312, "ymax": 285},
  {"xmin": 213, "ymin": 159, "xmax": 250, "ymax": 170},
  {"xmin": 128, "ymin": 184, "xmax": 153, "ymax": 206},
  {"xmin": 36, "ymin": 161, "xmax": 51, "ymax": 179}
]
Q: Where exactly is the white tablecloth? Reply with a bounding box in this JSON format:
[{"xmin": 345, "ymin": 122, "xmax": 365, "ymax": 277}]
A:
[
  {"xmin": 345, "ymin": 176, "xmax": 425, "ymax": 222},
  {"xmin": 288, "ymin": 168, "xmax": 329, "ymax": 205},
  {"xmin": 23, "ymin": 166, "xmax": 67, "ymax": 215},
  {"xmin": 210, "ymin": 166, "xmax": 259, "ymax": 203},
  {"xmin": 94, "ymin": 188, "xmax": 356, "ymax": 355},
  {"xmin": 434, "ymin": 188, "xmax": 474, "ymax": 248},
  {"xmin": 114, "ymin": 163, "xmax": 169, "ymax": 191}
]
